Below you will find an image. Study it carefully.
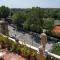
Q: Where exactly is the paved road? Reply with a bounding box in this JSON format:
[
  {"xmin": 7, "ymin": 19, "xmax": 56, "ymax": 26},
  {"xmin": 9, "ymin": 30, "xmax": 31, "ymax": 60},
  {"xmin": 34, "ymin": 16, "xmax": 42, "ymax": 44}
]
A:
[
  {"xmin": 8, "ymin": 25, "xmax": 52, "ymax": 50},
  {"xmin": 8, "ymin": 25, "xmax": 40, "ymax": 48}
]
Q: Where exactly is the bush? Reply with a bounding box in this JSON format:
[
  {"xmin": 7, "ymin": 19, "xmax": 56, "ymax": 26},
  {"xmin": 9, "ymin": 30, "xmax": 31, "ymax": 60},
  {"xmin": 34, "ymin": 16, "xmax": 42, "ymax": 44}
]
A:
[
  {"xmin": 20, "ymin": 45, "xmax": 30, "ymax": 57},
  {"xmin": 51, "ymin": 43, "xmax": 60, "ymax": 55},
  {"xmin": 46, "ymin": 56, "xmax": 53, "ymax": 60},
  {"xmin": 0, "ymin": 35, "xmax": 37, "ymax": 59}
]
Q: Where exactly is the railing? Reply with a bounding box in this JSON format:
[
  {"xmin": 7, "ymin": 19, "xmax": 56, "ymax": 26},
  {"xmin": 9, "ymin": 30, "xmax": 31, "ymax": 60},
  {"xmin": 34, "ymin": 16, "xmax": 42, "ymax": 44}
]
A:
[
  {"xmin": 45, "ymin": 50, "xmax": 60, "ymax": 60},
  {"xmin": 2, "ymin": 34, "xmax": 60, "ymax": 60},
  {"xmin": 9, "ymin": 36, "xmax": 60, "ymax": 60}
]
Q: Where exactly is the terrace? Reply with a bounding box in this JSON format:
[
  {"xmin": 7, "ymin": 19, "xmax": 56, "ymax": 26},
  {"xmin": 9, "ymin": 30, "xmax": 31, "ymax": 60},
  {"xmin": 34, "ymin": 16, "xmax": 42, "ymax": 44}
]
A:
[{"xmin": 0, "ymin": 34, "xmax": 60, "ymax": 60}]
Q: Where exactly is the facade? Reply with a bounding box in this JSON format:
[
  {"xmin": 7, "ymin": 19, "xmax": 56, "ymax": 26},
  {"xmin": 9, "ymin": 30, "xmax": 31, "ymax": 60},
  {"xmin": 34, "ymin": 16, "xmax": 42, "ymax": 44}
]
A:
[
  {"xmin": 52, "ymin": 20, "xmax": 60, "ymax": 33},
  {"xmin": 0, "ymin": 19, "xmax": 8, "ymax": 35},
  {"xmin": 52, "ymin": 20, "xmax": 60, "ymax": 37}
]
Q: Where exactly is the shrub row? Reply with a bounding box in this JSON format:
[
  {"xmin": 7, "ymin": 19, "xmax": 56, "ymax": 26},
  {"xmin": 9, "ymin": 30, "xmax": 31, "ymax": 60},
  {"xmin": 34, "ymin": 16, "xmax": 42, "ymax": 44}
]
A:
[{"xmin": 0, "ymin": 35, "xmax": 37, "ymax": 60}]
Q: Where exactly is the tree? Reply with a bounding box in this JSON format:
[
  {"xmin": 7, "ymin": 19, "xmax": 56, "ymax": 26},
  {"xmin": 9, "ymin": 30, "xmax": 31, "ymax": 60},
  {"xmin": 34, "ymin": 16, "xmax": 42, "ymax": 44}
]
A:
[
  {"xmin": 0, "ymin": 6, "xmax": 10, "ymax": 18},
  {"xmin": 12, "ymin": 11, "xmax": 26, "ymax": 30},
  {"xmin": 43, "ymin": 18, "xmax": 54, "ymax": 31},
  {"xmin": 43, "ymin": 18, "xmax": 54, "ymax": 36},
  {"xmin": 51, "ymin": 43, "xmax": 60, "ymax": 55},
  {"xmin": 23, "ymin": 7, "xmax": 43, "ymax": 33},
  {"xmin": 23, "ymin": 19, "xmax": 30, "ymax": 31}
]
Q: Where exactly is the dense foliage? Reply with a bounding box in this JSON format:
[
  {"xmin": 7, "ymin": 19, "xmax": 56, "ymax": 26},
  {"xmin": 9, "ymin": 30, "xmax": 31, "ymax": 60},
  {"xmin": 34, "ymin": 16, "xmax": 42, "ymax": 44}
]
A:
[
  {"xmin": 0, "ymin": 35, "xmax": 37, "ymax": 59},
  {"xmin": 11, "ymin": 8, "xmax": 60, "ymax": 19},
  {"xmin": 12, "ymin": 7, "xmax": 44, "ymax": 33},
  {"xmin": 51, "ymin": 43, "xmax": 60, "ymax": 55},
  {"xmin": 11, "ymin": 7, "xmax": 54, "ymax": 34},
  {"xmin": 11, "ymin": 7, "xmax": 59, "ymax": 33},
  {"xmin": 0, "ymin": 6, "xmax": 60, "ymax": 35},
  {"xmin": 0, "ymin": 6, "xmax": 10, "ymax": 18}
]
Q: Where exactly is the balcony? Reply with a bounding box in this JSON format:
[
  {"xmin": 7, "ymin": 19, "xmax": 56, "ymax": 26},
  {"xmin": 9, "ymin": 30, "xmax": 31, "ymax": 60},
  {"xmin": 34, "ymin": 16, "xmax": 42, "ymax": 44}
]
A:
[{"xmin": 0, "ymin": 34, "xmax": 60, "ymax": 60}]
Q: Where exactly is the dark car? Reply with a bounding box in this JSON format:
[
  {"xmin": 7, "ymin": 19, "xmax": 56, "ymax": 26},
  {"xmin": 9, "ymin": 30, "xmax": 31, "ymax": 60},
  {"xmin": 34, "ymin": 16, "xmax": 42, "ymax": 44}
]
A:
[
  {"xmin": 47, "ymin": 36, "xmax": 60, "ymax": 43},
  {"xmin": 10, "ymin": 24, "xmax": 16, "ymax": 28}
]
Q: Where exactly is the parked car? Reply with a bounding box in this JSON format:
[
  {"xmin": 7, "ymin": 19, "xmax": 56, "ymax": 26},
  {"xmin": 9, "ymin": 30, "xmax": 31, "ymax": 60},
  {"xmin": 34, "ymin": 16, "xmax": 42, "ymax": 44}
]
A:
[{"xmin": 47, "ymin": 36, "xmax": 60, "ymax": 43}]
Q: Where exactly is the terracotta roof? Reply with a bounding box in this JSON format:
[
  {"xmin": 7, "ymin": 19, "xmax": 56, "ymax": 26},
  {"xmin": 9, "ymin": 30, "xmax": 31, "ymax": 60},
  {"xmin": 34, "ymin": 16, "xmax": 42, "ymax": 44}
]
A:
[{"xmin": 52, "ymin": 25, "xmax": 60, "ymax": 33}]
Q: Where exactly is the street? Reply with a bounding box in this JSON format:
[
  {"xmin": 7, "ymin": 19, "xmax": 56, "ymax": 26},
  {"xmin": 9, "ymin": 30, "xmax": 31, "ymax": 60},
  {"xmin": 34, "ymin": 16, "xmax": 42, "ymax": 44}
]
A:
[
  {"xmin": 8, "ymin": 25, "xmax": 40, "ymax": 47},
  {"xmin": 8, "ymin": 25, "xmax": 52, "ymax": 50}
]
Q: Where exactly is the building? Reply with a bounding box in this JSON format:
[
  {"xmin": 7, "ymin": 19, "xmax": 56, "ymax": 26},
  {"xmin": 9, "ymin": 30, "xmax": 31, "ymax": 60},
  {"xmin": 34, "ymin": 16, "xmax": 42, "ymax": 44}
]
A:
[
  {"xmin": 52, "ymin": 20, "xmax": 60, "ymax": 33},
  {"xmin": 0, "ymin": 19, "xmax": 8, "ymax": 35},
  {"xmin": 52, "ymin": 20, "xmax": 60, "ymax": 37}
]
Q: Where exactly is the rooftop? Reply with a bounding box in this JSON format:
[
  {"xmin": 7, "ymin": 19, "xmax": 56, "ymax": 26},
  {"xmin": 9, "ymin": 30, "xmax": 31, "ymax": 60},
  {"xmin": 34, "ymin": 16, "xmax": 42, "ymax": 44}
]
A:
[{"xmin": 52, "ymin": 25, "xmax": 60, "ymax": 33}]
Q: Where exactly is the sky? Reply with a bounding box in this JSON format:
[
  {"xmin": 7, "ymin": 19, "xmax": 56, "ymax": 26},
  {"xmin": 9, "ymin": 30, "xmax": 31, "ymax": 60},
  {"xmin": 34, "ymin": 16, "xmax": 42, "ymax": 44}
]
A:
[{"xmin": 0, "ymin": 0, "xmax": 60, "ymax": 8}]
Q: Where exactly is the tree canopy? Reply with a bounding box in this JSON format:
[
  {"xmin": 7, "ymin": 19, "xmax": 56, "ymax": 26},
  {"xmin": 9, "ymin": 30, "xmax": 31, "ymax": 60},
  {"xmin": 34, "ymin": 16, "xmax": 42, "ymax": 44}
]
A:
[
  {"xmin": 51, "ymin": 43, "xmax": 60, "ymax": 55},
  {"xmin": 0, "ymin": 6, "xmax": 10, "ymax": 18},
  {"xmin": 0, "ymin": 6, "xmax": 60, "ymax": 34}
]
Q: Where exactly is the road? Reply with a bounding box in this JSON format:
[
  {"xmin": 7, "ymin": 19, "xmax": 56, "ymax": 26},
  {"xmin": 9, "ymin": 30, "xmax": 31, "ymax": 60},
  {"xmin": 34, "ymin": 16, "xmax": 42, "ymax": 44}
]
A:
[
  {"xmin": 8, "ymin": 25, "xmax": 40, "ymax": 47},
  {"xmin": 8, "ymin": 25, "xmax": 52, "ymax": 50}
]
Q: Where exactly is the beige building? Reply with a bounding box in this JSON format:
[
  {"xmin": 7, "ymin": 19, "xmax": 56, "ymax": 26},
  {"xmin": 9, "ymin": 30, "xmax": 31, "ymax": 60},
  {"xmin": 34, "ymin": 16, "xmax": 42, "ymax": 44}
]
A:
[{"xmin": 0, "ymin": 19, "xmax": 8, "ymax": 35}]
